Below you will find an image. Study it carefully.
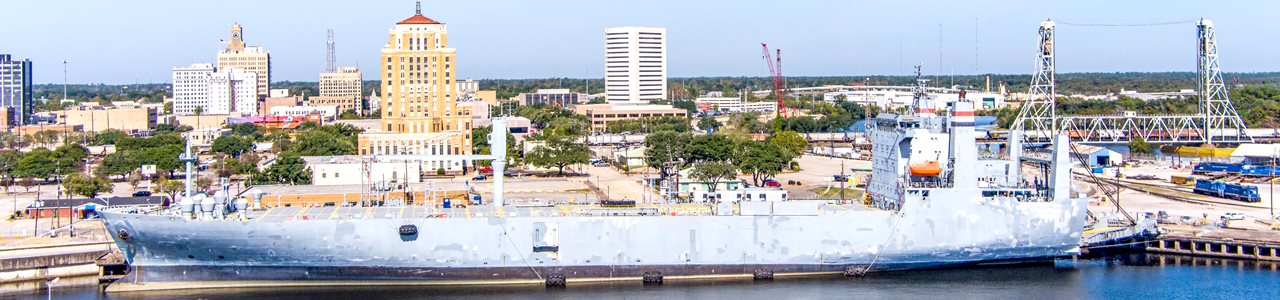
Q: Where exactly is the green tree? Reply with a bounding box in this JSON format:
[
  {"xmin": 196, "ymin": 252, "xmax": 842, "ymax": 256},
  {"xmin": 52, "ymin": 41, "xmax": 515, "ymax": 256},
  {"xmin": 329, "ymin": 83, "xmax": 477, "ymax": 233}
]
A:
[
  {"xmin": 644, "ymin": 131, "xmax": 694, "ymax": 170},
  {"xmin": 140, "ymin": 145, "xmax": 183, "ymax": 177},
  {"xmin": 289, "ymin": 124, "xmax": 362, "ymax": 156},
  {"xmin": 14, "ymin": 148, "xmax": 56, "ymax": 179},
  {"xmin": 195, "ymin": 176, "xmax": 213, "ymax": 191},
  {"xmin": 0, "ymin": 151, "xmax": 22, "ymax": 193},
  {"xmin": 62, "ymin": 172, "xmax": 114, "ymax": 199},
  {"xmin": 53, "ymin": 143, "xmax": 89, "ymax": 174},
  {"xmin": 236, "ymin": 153, "xmax": 262, "ymax": 175},
  {"xmin": 1129, "ymin": 137, "xmax": 1154, "ymax": 155},
  {"xmin": 689, "ymin": 161, "xmax": 737, "ymax": 193},
  {"xmin": 226, "ymin": 122, "xmax": 263, "ymax": 139},
  {"xmin": 93, "ymin": 129, "xmax": 130, "ymax": 145},
  {"xmin": 686, "ymin": 134, "xmax": 736, "ymax": 163},
  {"xmin": 211, "ymin": 135, "xmax": 253, "ymax": 156},
  {"xmin": 769, "ymin": 131, "xmax": 807, "ymax": 159},
  {"xmin": 525, "ymin": 135, "xmax": 589, "ymax": 175},
  {"xmin": 338, "ymin": 109, "xmax": 360, "ymax": 120},
  {"xmin": 153, "ymin": 177, "xmax": 185, "ymax": 200},
  {"xmin": 698, "ymin": 115, "xmax": 722, "ymax": 132},
  {"xmin": 252, "ymin": 152, "xmax": 312, "ymax": 185},
  {"xmin": 153, "ymin": 123, "xmax": 192, "ymax": 134},
  {"xmin": 97, "ymin": 150, "xmax": 140, "ymax": 180},
  {"xmin": 473, "ymin": 126, "xmax": 519, "ymax": 168},
  {"xmin": 736, "ymin": 142, "xmax": 786, "ymax": 186},
  {"xmin": 127, "ymin": 172, "xmax": 144, "ymax": 191}
]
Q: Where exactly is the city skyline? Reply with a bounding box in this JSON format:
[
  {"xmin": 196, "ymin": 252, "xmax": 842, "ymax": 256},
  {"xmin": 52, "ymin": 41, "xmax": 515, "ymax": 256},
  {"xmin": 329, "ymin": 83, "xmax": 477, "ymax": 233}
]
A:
[{"xmin": 3, "ymin": 0, "xmax": 1279, "ymax": 84}]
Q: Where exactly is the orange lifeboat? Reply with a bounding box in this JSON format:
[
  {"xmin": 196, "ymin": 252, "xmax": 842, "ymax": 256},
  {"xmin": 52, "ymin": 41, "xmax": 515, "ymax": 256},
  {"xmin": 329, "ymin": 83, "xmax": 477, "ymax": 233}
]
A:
[{"xmin": 909, "ymin": 161, "xmax": 942, "ymax": 177}]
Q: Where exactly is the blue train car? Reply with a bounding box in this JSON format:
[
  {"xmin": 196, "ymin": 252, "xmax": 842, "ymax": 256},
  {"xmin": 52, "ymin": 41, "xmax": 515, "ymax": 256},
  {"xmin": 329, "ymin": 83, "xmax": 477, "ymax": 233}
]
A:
[
  {"xmin": 1223, "ymin": 183, "xmax": 1261, "ymax": 202},
  {"xmin": 1193, "ymin": 179, "xmax": 1260, "ymax": 203},
  {"xmin": 1193, "ymin": 162, "xmax": 1244, "ymax": 174},
  {"xmin": 1242, "ymin": 166, "xmax": 1279, "ymax": 177}
]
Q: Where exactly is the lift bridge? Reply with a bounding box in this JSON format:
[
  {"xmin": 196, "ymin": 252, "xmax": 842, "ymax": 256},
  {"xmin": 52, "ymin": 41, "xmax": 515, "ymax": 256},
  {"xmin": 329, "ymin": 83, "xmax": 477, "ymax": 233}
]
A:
[{"xmin": 1012, "ymin": 19, "xmax": 1253, "ymax": 145}]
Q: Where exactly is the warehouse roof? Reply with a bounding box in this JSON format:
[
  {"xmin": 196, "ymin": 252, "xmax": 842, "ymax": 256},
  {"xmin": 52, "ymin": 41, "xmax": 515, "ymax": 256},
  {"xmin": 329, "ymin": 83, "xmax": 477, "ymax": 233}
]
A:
[{"xmin": 1230, "ymin": 144, "xmax": 1280, "ymax": 158}]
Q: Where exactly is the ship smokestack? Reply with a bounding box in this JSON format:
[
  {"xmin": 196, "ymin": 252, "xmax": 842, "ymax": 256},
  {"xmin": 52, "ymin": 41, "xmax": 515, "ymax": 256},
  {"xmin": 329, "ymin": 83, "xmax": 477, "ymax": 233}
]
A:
[
  {"xmin": 490, "ymin": 118, "xmax": 508, "ymax": 207},
  {"xmin": 1008, "ymin": 130, "xmax": 1023, "ymax": 185},
  {"xmin": 1049, "ymin": 134, "xmax": 1072, "ymax": 201},
  {"xmin": 949, "ymin": 98, "xmax": 978, "ymax": 187}
]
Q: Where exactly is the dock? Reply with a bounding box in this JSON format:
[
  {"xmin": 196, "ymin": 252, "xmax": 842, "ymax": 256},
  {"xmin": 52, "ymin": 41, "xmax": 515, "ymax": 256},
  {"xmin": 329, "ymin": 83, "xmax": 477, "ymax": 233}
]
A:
[
  {"xmin": 0, "ymin": 241, "xmax": 113, "ymax": 295},
  {"xmin": 1146, "ymin": 229, "xmax": 1280, "ymax": 261}
]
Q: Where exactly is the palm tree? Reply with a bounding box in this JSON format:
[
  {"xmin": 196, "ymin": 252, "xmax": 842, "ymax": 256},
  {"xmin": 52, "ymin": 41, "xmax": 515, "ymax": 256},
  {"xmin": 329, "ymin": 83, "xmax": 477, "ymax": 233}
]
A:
[{"xmin": 194, "ymin": 106, "xmax": 204, "ymax": 130}]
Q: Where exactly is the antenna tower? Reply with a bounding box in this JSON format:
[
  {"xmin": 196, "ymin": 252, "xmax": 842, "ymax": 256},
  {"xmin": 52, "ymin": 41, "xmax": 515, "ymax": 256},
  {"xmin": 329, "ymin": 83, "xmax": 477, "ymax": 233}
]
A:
[{"xmin": 325, "ymin": 29, "xmax": 337, "ymax": 73}]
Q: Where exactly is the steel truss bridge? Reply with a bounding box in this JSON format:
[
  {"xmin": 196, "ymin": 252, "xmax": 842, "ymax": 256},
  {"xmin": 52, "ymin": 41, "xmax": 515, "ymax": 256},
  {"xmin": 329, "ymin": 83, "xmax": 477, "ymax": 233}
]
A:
[{"xmin": 1012, "ymin": 19, "xmax": 1253, "ymax": 145}]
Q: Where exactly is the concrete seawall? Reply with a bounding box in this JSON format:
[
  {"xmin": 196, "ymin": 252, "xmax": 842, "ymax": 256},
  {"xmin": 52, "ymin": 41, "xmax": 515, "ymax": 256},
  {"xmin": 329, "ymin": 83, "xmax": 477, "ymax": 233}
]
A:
[{"xmin": 0, "ymin": 242, "xmax": 112, "ymax": 295}]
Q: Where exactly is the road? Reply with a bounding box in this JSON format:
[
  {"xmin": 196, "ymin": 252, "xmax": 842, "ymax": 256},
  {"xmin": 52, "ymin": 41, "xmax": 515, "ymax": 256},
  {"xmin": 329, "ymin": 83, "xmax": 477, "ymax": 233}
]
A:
[
  {"xmin": 582, "ymin": 163, "xmax": 651, "ymax": 203},
  {"xmin": 771, "ymin": 155, "xmax": 869, "ymax": 198}
]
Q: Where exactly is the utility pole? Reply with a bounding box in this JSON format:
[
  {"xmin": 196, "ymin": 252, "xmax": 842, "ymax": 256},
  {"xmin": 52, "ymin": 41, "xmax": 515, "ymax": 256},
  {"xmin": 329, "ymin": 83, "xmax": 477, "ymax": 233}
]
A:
[
  {"xmin": 840, "ymin": 160, "xmax": 846, "ymax": 204},
  {"xmin": 62, "ymin": 61, "xmax": 68, "ymax": 103}
]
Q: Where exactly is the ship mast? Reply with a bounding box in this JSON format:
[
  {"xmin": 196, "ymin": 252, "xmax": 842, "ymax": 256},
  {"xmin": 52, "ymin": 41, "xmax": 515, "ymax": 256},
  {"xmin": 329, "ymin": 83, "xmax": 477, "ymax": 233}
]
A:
[{"xmin": 910, "ymin": 65, "xmax": 934, "ymax": 119}]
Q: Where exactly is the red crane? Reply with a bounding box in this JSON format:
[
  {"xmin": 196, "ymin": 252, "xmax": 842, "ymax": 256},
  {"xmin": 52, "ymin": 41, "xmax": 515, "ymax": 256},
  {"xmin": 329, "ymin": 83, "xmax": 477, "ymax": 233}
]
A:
[{"xmin": 762, "ymin": 43, "xmax": 786, "ymax": 118}]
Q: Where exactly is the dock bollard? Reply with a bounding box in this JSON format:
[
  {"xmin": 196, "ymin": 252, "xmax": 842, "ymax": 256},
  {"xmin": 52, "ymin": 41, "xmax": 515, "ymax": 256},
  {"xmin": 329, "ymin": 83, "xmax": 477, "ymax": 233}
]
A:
[
  {"xmin": 642, "ymin": 271, "xmax": 663, "ymax": 284},
  {"xmin": 753, "ymin": 269, "xmax": 774, "ymax": 280},
  {"xmin": 844, "ymin": 266, "xmax": 867, "ymax": 277},
  {"xmin": 545, "ymin": 274, "xmax": 567, "ymax": 287}
]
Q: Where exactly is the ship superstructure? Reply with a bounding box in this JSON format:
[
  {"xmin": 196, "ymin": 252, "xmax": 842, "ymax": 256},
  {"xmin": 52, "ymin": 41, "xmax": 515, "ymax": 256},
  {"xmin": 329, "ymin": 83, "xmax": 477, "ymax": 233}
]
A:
[
  {"xmin": 100, "ymin": 87, "xmax": 1087, "ymax": 291},
  {"xmin": 868, "ymin": 67, "xmax": 1034, "ymax": 211}
]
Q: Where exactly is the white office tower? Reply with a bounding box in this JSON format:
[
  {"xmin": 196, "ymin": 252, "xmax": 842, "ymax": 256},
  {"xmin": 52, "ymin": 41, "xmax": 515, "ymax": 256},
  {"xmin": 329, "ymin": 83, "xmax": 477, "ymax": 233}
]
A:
[
  {"xmin": 603, "ymin": 26, "xmax": 667, "ymax": 104},
  {"xmin": 0, "ymin": 54, "xmax": 33, "ymax": 125},
  {"xmin": 209, "ymin": 68, "xmax": 259, "ymax": 115},
  {"xmin": 172, "ymin": 64, "xmax": 258, "ymax": 116},
  {"xmin": 172, "ymin": 64, "xmax": 215, "ymax": 115}
]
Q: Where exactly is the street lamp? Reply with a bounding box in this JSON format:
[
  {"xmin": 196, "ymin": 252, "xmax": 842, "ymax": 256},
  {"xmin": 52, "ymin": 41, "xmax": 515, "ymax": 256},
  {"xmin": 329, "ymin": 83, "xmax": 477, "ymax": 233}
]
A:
[
  {"xmin": 1272, "ymin": 148, "xmax": 1277, "ymax": 219},
  {"xmin": 45, "ymin": 277, "xmax": 59, "ymax": 300}
]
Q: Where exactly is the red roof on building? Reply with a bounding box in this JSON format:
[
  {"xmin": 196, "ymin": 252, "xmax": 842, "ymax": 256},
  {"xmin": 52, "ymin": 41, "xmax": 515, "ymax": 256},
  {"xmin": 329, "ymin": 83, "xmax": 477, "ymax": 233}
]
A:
[{"xmin": 398, "ymin": 14, "xmax": 440, "ymax": 25}]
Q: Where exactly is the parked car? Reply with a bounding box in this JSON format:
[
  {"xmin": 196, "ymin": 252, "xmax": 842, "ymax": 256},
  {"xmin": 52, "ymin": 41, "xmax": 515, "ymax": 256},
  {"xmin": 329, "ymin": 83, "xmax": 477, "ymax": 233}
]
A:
[
  {"xmin": 763, "ymin": 180, "xmax": 782, "ymax": 188},
  {"xmin": 1222, "ymin": 212, "xmax": 1246, "ymax": 221},
  {"xmin": 472, "ymin": 175, "xmax": 488, "ymax": 181},
  {"xmin": 132, "ymin": 191, "xmax": 153, "ymax": 197}
]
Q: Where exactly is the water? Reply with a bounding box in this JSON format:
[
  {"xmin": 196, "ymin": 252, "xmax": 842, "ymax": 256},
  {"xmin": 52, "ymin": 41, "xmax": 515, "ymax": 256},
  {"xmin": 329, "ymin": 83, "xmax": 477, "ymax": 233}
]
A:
[{"xmin": 17, "ymin": 255, "xmax": 1280, "ymax": 299}]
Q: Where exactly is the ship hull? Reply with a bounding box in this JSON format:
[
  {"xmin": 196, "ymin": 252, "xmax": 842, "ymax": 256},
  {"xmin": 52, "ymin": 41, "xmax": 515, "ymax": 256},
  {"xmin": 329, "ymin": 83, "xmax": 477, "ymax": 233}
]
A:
[{"xmin": 101, "ymin": 194, "xmax": 1087, "ymax": 291}]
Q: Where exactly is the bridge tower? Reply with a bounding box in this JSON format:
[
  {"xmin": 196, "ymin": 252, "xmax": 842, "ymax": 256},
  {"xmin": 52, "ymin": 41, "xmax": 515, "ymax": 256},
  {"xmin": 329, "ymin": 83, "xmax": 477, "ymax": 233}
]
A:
[
  {"xmin": 1010, "ymin": 18, "xmax": 1251, "ymax": 145},
  {"xmin": 1197, "ymin": 19, "xmax": 1252, "ymax": 143},
  {"xmin": 1011, "ymin": 20, "xmax": 1056, "ymax": 140}
]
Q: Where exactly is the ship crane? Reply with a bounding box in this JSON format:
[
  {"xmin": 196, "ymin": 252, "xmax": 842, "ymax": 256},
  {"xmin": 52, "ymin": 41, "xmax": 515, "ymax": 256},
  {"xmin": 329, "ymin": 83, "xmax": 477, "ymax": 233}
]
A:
[
  {"xmin": 368, "ymin": 118, "xmax": 513, "ymax": 207},
  {"xmin": 761, "ymin": 43, "xmax": 787, "ymax": 118}
]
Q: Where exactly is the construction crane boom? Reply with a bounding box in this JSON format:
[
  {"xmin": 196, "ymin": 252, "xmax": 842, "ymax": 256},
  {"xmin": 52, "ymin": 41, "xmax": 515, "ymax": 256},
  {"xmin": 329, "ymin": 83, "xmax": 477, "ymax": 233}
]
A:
[{"xmin": 761, "ymin": 43, "xmax": 786, "ymax": 118}]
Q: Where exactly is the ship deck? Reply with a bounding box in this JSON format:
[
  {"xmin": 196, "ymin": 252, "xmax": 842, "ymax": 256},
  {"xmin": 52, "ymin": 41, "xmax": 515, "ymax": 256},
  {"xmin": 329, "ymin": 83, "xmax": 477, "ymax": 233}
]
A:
[{"xmin": 205, "ymin": 202, "xmax": 878, "ymax": 221}]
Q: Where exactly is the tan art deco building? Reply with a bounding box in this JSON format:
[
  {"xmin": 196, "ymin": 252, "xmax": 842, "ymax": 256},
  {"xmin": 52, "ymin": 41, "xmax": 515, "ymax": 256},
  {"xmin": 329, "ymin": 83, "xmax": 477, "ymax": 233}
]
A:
[
  {"xmin": 217, "ymin": 23, "xmax": 271, "ymax": 99},
  {"xmin": 378, "ymin": 6, "xmax": 469, "ymax": 135},
  {"xmin": 357, "ymin": 4, "xmax": 471, "ymax": 162},
  {"xmin": 313, "ymin": 67, "xmax": 363, "ymax": 114}
]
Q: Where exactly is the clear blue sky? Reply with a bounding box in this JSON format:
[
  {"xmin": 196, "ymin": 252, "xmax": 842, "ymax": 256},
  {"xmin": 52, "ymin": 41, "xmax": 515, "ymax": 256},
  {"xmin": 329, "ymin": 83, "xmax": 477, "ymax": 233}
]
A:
[{"xmin": 3, "ymin": 0, "xmax": 1277, "ymax": 84}]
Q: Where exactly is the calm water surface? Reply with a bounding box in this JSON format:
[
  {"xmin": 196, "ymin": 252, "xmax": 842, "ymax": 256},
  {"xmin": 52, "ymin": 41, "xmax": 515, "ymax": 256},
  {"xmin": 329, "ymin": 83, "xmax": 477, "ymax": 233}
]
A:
[{"xmin": 16, "ymin": 254, "xmax": 1280, "ymax": 300}]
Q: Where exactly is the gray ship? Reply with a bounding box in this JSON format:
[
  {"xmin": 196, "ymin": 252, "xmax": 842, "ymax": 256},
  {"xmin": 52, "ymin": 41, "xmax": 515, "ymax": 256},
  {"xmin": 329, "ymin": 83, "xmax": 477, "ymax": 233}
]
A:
[{"xmin": 100, "ymin": 89, "xmax": 1087, "ymax": 291}]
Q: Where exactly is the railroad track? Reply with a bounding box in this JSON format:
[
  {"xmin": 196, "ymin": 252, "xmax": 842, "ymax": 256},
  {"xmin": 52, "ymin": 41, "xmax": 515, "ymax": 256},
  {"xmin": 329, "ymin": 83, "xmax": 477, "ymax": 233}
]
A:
[{"xmin": 1074, "ymin": 172, "xmax": 1262, "ymax": 210}]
